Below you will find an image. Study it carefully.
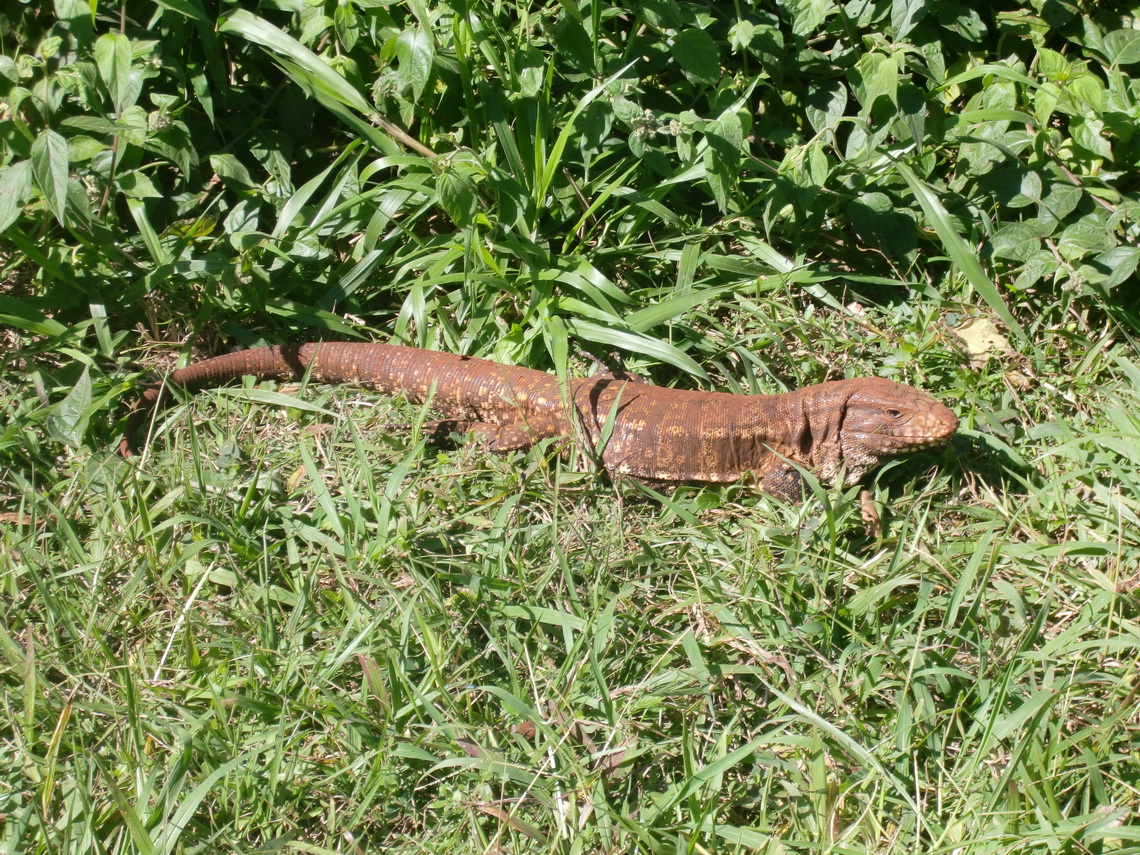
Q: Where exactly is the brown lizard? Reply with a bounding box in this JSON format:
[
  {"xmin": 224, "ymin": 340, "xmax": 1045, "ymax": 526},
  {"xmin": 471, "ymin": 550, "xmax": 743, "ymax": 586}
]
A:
[{"xmin": 120, "ymin": 342, "xmax": 958, "ymax": 499}]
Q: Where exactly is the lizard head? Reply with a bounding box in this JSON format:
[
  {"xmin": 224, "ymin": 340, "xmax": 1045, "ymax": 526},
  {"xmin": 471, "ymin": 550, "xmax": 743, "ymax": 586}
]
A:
[{"xmin": 835, "ymin": 377, "xmax": 959, "ymax": 482}]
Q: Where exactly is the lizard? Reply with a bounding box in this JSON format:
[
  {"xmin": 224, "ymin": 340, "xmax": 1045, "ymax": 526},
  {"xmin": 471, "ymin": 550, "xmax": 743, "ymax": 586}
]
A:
[{"xmin": 119, "ymin": 342, "xmax": 959, "ymax": 500}]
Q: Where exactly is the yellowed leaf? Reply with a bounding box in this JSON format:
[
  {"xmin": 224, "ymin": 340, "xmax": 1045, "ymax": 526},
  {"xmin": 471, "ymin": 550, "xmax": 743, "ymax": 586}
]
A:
[{"xmin": 952, "ymin": 316, "xmax": 1012, "ymax": 369}]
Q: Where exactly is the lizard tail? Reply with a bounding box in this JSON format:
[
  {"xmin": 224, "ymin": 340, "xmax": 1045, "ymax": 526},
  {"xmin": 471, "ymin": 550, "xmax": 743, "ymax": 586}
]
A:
[{"xmin": 119, "ymin": 345, "xmax": 314, "ymax": 457}]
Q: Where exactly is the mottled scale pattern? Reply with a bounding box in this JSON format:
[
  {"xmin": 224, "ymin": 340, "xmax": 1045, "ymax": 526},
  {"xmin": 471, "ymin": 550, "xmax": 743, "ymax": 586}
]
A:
[{"xmin": 123, "ymin": 343, "xmax": 959, "ymax": 496}]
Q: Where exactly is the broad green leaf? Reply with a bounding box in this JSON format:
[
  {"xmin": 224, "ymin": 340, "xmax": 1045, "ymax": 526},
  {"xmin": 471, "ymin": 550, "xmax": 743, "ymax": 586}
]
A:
[
  {"xmin": 333, "ymin": 2, "xmax": 359, "ymax": 51},
  {"xmin": 1037, "ymin": 181, "xmax": 1082, "ymax": 225},
  {"xmin": 46, "ymin": 367, "xmax": 92, "ymax": 448},
  {"xmin": 1093, "ymin": 246, "xmax": 1140, "ymax": 290},
  {"xmin": 672, "ymin": 29, "xmax": 720, "ymax": 84},
  {"xmin": 1036, "ymin": 47, "xmax": 1070, "ymax": 82},
  {"xmin": 857, "ymin": 51, "xmax": 898, "ymax": 114},
  {"xmin": 94, "ymin": 32, "xmax": 134, "ymax": 113},
  {"xmin": 393, "ymin": 28, "xmax": 433, "ymax": 103},
  {"xmin": 118, "ymin": 171, "xmax": 163, "ymax": 199},
  {"xmin": 60, "ymin": 115, "xmax": 120, "ymax": 134},
  {"xmin": 1071, "ymin": 116, "xmax": 1112, "ymax": 160},
  {"xmin": 517, "ymin": 46, "xmax": 544, "ymax": 99},
  {"xmin": 897, "ymin": 81, "xmax": 925, "ymax": 144},
  {"xmin": 806, "ymin": 141, "xmax": 828, "ymax": 188},
  {"xmin": 728, "ymin": 20, "xmax": 755, "ymax": 52},
  {"xmin": 437, "ymin": 168, "xmax": 479, "ymax": 227},
  {"xmin": 0, "ymin": 160, "xmax": 33, "ymax": 232},
  {"xmin": 641, "ymin": 0, "xmax": 683, "ymax": 29},
  {"xmin": 115, "ymin": 106, "xmax": 150, "ymax": 146},
  {"xmin": 30, "ymin": 129, "xmax": 69, "ymax": 225},
  {"xmin": 989, "ymin": 219, "xmax": 1054, "ymax": 262},
  {"xmin": 703, "ymin": 110, "xmax": 744, "ymax": 213},
  {"xmin": 142, "ymin": 118, "xmax": 197, "ymax": 179},
  {"xmin": 891, "ymin": 0, "xmax": 930, "ymax": 38},
  {"xmin": 66, "ymin": 134, "xmax": 108, "ymax": 163},
  {"xmin": 895, "ymin": 159, "xmax": 1027, "ymax": 341},
  {"xmin": 989, "ymin": 168, "xmax": 1041, "ymax": 209},
  {"xmin": 1033, "ymin": 82, "xmax": 1060, "ymax": 127},
  {"xmin": 804, "ymin": 79, "xmax": 847, "ymax": 134},
  {"xmin": 940, "ymin": 4, "xmax": 988, "ymax": 41},
  {"xmin": 1012, "ymin": 251, "xmax": 1060, "ymax": 291},
  {"xmin": 1055, "ymin": 220, "xmax": 1114, "ymax": 260},
  {"xmin": 1065, "ymin": 71, "xmax": 1106, "ymax": 113},
  {"xmin": 300, "ymin": 13, "xmax": 333, "ymax": 46},
  {"xmin": 848, "ymin": 192, "xmax": 919, "ymax": 260},
  {"xmin": 780, "ymin": 0, "xmax": 834, "ymax": 38},
  {"xmin": 210, "ymin": 153, "xmax": 258, "ymax": 193},
  {"xmin": 1104, "ymin": 29, "xmax": 1140, "ymax": 66}
]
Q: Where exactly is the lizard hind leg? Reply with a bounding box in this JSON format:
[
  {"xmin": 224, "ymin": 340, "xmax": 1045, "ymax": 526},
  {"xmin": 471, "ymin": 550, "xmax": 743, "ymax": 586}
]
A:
[{"xmin": 422, "ymin": 418, "xmax": 562, "ymax": 453}]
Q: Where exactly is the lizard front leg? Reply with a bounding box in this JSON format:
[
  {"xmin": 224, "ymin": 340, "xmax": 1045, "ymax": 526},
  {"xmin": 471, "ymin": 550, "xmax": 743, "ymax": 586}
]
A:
[{"xmin": 757, "ymin": 463, "xmax": 808, "ymax": 502}]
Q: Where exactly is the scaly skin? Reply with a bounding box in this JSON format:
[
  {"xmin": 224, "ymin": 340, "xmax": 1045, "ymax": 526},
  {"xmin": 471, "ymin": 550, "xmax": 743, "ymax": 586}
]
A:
[{"xmin": 120, "ymin": 343, "xmax": 959, "ymax": 498}]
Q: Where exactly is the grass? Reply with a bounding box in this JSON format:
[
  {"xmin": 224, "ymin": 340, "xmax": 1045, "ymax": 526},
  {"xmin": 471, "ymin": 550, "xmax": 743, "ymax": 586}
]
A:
[
  {"xmin": 6, "ymin": 323, "xmax": 1140, "ymax": 852},
  {"xmin": 4, "ymin": 0, "xmax": 1140, "ymax": 852}
]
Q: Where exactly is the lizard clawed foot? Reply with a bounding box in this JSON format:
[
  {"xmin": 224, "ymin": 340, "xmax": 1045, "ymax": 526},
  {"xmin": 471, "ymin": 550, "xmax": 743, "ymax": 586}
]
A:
[{"xmin": 860, "ymin": 489, "xmax": 882, "ymax": 539}]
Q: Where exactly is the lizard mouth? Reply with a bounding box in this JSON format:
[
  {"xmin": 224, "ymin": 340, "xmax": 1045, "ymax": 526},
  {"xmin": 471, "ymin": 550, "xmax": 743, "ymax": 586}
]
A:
[
  {"xmin": 871, "ymin": 436, "xmax": 947, "ymax": 454},
  {"xmin": 865, "ymin": 410, "xmax": 959, "ymax": 455}
]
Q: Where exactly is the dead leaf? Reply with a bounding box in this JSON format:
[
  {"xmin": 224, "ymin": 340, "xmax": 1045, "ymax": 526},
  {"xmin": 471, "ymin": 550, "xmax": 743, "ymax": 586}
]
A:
[
  {"xmin": 474, "ymin": 803, "xmax": 549, "ymax": 843},
  {"xmin": 951, "ymin": 316, "xmax": 1013, "ymax": 369},
  {"xmin": 456, "ymin": 739, "xmax": 488, "ymax": 759}
]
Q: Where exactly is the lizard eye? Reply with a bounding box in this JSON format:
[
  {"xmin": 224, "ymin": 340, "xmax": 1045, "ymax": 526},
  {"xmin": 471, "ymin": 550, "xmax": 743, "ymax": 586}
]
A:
[{"xmin": 886, "ymin": 408, "xmax": 902, "ymax": 419}]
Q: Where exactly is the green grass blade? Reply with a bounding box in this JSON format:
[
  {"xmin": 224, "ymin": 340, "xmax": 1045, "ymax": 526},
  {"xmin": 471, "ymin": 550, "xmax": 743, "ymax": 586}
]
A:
[
  {"xmin": 534, "ymin": 62, "xmax": 635, "ymax": 209},
  {"xmin": 895, "ymin": 159, "xmax": 1027, "ymax": 342},
  {"xmin": 564, "ymin": 318, "xmax": 707, "ymax": 378},
  {"xmin": 218, "ymin": 11, "xmax": 373, "ymax": 116}
]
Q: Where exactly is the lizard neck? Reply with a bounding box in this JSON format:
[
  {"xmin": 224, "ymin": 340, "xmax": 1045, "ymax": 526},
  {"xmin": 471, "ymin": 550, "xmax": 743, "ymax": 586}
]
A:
[{"xmin": 782, "ymin": 384, "xmax": 847, "ymax": 484}]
